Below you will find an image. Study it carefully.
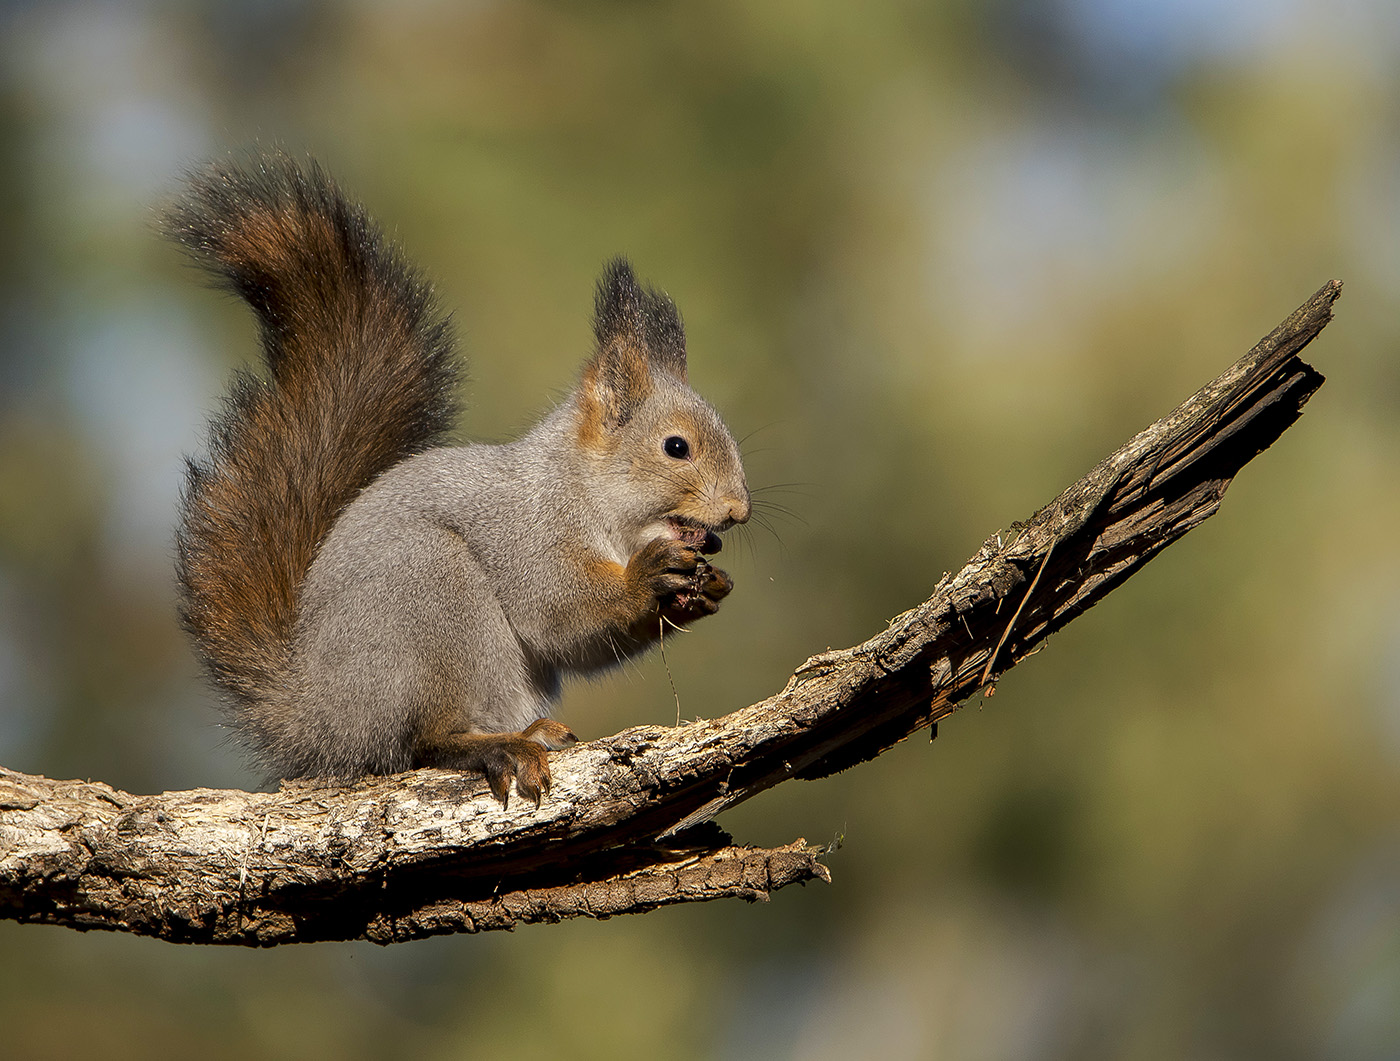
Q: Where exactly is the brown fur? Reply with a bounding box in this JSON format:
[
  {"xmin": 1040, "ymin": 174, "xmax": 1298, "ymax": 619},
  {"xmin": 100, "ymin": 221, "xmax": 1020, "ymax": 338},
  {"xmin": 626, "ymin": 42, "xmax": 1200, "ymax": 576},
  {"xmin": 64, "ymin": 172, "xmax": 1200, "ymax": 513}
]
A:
[{"xmin": 166, "ymin": 154, "xmax": 458, "ymax": 750}]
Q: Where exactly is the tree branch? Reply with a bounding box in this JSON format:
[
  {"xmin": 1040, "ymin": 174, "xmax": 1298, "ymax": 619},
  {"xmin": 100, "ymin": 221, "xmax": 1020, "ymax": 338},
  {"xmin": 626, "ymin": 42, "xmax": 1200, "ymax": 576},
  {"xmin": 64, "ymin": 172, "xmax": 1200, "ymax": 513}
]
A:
[{"xmin": 0, "ymin": 281, "xmax": 1338, "ymax": 945}]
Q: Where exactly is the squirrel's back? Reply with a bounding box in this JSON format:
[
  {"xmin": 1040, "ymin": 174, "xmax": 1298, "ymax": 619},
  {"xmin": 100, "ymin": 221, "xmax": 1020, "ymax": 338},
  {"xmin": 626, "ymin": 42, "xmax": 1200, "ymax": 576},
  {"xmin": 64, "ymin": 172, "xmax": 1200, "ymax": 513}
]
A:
[{"xmin": 166, "ymin": 154, "xmax": 459, "ymax": 757}]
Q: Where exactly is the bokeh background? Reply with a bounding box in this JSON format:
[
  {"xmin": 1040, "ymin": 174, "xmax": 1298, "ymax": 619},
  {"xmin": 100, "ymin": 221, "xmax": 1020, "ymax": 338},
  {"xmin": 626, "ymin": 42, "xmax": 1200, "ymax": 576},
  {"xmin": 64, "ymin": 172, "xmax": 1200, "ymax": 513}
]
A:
[{"xmin": 3, "ymin": 1, "xmax": 1399, "ymax": 1057}]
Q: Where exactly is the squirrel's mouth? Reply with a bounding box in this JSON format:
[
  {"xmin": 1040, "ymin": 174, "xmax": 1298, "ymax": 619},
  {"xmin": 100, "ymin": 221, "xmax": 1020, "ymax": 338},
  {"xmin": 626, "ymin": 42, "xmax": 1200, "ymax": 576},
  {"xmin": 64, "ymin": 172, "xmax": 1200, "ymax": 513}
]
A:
[{"xmin": 665, "ymin": 517, "xmax": 724, "ymax": 555}]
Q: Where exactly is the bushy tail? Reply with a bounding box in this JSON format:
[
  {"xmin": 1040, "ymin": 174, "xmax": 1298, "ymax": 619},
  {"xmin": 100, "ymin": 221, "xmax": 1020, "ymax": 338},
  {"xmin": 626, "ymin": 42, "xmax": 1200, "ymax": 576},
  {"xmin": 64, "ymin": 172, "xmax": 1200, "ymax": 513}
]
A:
[{"xmin": 166, "ymin": 153, "xmax": 459, "ymax": 737}]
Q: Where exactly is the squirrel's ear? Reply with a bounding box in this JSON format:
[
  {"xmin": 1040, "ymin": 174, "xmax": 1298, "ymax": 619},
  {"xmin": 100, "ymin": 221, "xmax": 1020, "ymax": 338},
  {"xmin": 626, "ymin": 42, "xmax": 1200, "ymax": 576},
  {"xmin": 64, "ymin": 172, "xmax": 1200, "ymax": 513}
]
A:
[
  {"xmin": 580, "ymin": 258, "xmax": 688, "ymax": 433},
  {"xmin": 592, "ymin": 257, "xmax": 688, "ymax": 383}
]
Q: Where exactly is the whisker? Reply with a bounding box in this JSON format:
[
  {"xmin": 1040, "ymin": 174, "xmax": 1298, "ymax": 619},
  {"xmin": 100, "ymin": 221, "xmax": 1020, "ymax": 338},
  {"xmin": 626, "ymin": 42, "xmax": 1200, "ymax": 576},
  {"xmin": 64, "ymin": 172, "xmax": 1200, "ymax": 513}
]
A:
[
  {"xmin": 742, "ymin": 515, "xmax": 788, "ymax": 554},
  {"xmin": 737, "ymin": 422, "xmax": 784, "ymax": 448},
  {"xmin": 752, "ymin": 499, "xmax": 806, "ymax": 526}
]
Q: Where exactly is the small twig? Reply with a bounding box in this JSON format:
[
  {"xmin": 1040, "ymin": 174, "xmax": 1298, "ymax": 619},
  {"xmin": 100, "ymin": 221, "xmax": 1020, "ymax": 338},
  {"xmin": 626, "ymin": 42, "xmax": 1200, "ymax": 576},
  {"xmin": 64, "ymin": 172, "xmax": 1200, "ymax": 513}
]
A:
[
  {"xmin": 980, "ymin": 542, "xmax": 1054, "ymax": 693},
  {"xmin": 659, "ymin": 615, "xmax": 684, "ymax": 726}
]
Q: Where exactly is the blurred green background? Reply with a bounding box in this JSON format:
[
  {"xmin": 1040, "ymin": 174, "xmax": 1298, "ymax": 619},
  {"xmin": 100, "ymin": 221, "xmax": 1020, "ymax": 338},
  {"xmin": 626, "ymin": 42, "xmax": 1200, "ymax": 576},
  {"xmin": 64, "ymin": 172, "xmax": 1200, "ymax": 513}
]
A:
[{"xmin": 2, "ymin": 1, "xmax": 1399, "ymax": 1057}]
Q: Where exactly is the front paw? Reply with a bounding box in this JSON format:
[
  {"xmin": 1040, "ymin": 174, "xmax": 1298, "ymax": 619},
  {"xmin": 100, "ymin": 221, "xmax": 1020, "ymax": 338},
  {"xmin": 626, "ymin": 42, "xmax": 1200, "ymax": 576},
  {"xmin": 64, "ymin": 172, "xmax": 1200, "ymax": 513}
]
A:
[
  {"xmin": 627, "ymin": 536, "xmax": 703, "ymax": 599},
  {"xmin": 664, "ymin": 559, "xmax": 734, "ymax": 620}
]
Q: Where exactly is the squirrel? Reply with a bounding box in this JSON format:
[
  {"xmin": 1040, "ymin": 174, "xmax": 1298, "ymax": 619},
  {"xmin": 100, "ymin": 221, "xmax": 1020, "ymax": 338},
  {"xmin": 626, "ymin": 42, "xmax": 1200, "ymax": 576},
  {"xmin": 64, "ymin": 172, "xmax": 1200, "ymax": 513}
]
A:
[{"xmin": 165, "ymin": 152, "xmax": 750, "ymax": 806}]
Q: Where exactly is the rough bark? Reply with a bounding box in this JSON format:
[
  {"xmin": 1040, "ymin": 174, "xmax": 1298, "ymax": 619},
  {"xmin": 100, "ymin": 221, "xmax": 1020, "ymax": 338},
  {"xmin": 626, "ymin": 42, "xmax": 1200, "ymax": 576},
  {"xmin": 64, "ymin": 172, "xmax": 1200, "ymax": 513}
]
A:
[{"xmin": 0, "ymin": 281, "xmax": 1338, "ymax": 945}]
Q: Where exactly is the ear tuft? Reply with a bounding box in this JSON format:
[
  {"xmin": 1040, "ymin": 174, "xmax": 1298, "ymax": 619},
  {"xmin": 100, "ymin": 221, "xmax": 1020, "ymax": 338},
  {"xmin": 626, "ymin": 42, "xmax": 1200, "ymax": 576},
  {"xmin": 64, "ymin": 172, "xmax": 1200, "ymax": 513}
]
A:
[{"xmin": 593, "ymin": 257, "xmax": 687, "ymax": 382}]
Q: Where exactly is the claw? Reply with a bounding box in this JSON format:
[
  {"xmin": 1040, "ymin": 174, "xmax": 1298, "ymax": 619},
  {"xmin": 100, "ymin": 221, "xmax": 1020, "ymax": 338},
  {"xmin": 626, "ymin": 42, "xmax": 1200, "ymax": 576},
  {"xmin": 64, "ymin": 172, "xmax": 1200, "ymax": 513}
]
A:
[
  {"xmin": 485, "ymin": 760, "xmax": 512, "ymax": 806},
  {"xmin": 516, "ymin": 776, "xmax": 542, "ymax": 808}
]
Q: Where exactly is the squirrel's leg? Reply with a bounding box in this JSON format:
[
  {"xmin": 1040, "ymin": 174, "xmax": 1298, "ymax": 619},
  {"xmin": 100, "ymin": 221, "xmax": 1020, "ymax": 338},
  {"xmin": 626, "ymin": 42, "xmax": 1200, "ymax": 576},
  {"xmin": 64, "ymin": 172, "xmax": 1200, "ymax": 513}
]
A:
[{"xmin": 419, "ymin": 720, "xmax": 578, "ymax": 807}]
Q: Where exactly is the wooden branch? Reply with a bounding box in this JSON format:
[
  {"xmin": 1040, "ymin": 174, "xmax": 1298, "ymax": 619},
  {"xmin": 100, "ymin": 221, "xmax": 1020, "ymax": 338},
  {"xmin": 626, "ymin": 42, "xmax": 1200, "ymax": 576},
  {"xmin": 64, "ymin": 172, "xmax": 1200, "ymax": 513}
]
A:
[{"xmin": 0, "ymin": 281, "xmax": 1338, "ymax": 945}]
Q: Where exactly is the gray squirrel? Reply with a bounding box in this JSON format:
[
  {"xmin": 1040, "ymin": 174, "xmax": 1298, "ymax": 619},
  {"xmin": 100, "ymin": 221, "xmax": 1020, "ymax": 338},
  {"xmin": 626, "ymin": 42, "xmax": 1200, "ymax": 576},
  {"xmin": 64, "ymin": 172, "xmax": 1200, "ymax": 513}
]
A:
[{"xmin": 166, "ymin": 153, "xmax": 750, "ymax": 805}]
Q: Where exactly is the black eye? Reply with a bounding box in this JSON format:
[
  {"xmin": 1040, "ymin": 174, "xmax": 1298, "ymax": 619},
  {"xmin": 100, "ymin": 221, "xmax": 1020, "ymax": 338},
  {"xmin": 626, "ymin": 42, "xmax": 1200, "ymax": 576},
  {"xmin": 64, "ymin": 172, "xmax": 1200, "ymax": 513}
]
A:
[{"xmin": 663, "ymin": 435, "xmax": 690, "ymax": 460}]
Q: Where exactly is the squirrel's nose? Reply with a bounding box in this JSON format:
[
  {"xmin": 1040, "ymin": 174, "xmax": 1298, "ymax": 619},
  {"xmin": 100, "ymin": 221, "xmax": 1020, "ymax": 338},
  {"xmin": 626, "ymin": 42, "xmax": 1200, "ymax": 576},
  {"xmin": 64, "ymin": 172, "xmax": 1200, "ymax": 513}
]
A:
[{"xmin": 726, "ymin": 493, "xmax": 751, "ymax": 526}]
